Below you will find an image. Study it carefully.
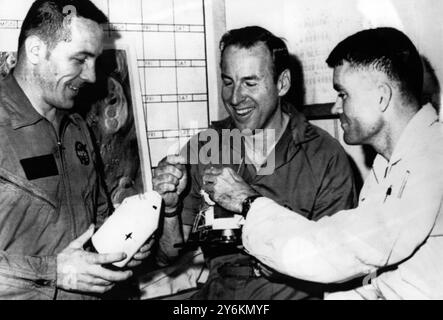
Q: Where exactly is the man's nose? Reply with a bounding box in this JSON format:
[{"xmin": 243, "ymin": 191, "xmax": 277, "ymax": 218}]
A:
[
  {"xmin": 80, "ymin": 61, "xmax": 96, "ymax": 83},
  {"xmin": 229, "ymin": 85, "xmax": 246, "ymax": 106}
]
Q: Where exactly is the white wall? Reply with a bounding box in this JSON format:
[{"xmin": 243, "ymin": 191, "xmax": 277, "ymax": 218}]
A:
[{"xmin": 225, "ymin": 0, "xmax": 443, "ymax": 90}]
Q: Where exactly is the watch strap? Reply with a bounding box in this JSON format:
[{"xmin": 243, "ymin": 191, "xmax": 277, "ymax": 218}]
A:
[{"xmin": 241, "ymin": 195, "xmax": 261, "ymax": 217}]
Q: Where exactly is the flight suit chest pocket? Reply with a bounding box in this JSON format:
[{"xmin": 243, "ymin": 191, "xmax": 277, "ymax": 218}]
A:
[{"xmin": 0, "ymin": 179, "xmax": 56, "ymax": 244}]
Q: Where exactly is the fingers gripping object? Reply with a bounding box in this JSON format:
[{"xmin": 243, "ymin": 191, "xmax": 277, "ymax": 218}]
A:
[
  {"xmin": 92, "ymin": 191, "xmax": 162, "ymax": 267},
  {"xmin": 201, "ymin": 188, "xmax": 215, "ymax": 206},
  {"xmin": 184, "ymin": 189, "xmax": 245, "ymax": 249}
]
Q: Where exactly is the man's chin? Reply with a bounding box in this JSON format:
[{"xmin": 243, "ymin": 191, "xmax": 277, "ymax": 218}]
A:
[
  {"xmin": 233, "ymin": 124, "xmax": 257, "ymax": 134},
  {"xmin": 231, "ymin": 118, "xmax": 260, "ymax": 132},
  {"xmin": 57, "ymin": 100, "xmax": 75, "ymax": 110},
  {"xmin": 343, "ymin": 134, "xmax": 360, "ymax": 145}
]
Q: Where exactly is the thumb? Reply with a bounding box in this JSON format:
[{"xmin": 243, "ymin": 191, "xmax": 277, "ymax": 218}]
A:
[{"xmin": 69, "ymin": 224, "xmax": 95, "ymax": 249}]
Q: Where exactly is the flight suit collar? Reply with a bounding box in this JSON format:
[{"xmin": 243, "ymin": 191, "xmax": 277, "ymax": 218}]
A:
[
  {"xmin": 1, "ymin": 72, "xmax": 77, "ymax": 130},
  {"xmin": 1, "ymin": 72, "xmax": 44, "ymax": 129},
  {"xmin": 372, "ymin": 103, "xmax": 439, "ymax": 181},
  {"xmin": 273, "ymin": 101, "xmax": 320, "ymax": 169}
]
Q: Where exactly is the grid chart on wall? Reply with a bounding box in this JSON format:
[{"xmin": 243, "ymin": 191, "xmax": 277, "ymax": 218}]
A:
[{"xmin": 0, "ymin": 0, "xmax": 211, "ymax": 167}]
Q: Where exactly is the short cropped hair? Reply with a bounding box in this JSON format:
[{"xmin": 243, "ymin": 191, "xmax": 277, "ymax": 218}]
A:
[
  {"xmin": 18, "ymin": 0, "xmax": 108, "ymax": 53},
  {"xmin": 219, "ymin": 26, "xmax": 289, "ymax": 82},
  {"xmin": 326, "ymin": 27, "xmax": 423, "ymax": 103}
]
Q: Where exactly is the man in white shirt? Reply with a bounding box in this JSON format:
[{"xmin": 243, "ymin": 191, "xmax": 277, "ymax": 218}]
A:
[{"xmin": 202, "ymin": 27, "xmax": 443, "ymax": 299}]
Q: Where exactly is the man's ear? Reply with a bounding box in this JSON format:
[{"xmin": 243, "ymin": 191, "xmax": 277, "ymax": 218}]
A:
[
  {"xmin": 378, "ymin": 82, "xmax": 392, "ymax": 112},
  {"xmin": 24, "ymin": 35, "xmax": 47, "ymax": 65},
  {"xmin": 277, "ymin": 69, "xmax": 291, "ymax": 97}
]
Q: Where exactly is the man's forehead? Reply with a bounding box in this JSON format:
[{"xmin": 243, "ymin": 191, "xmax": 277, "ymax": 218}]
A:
[
  {"xmin": 333, "ymin": 61, "xmax": 355, "ymax": 75},
  {"xmin": 334, "ymin": 62, "xmax": 381, "ymax": 80},
  {"xmin": 64, "ymin": 16, "xmax": 104, "ymax": 54},
  {"xmin": 70, "ymin": 16, "xmax": 104, "ymax": 37},
  {"xmin": 224, "ymin": 42, "xmax": 271, "ymax": 58},
  {"xmin": 333, "ymin": 62, "xmax": 388, "ymax": 94},
  {"xmin": 221, "ymin": 42, "xmax": 273, "ymax": 73}
]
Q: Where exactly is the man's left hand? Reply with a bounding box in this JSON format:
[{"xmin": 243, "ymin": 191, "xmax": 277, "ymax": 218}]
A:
[
  {"xmin": 125, "ymin": 236, "xmax": 155, "ymax": 268},
  {"xmin": 202, "ymin": 167, "xmax": 259, "ymax": 213}
]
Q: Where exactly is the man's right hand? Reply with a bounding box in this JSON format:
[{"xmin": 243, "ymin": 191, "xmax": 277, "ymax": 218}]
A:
[
  {"xmin": 56, "ymin": 225, "xmax": 133, "ymax": 294},
  {"xmin": 153, "ymin": 155, "xmax": 188, "ymax": 213}
]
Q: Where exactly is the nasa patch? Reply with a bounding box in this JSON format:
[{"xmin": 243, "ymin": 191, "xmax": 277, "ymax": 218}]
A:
[{"xmin": 75, "ymin": 142, "xmax": 90, "ymax": 165}]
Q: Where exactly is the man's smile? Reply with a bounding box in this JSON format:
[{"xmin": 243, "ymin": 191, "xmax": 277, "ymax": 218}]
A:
[{"xmin": 234, "ymin": 106, "xmax": 254, "ymax": 118}]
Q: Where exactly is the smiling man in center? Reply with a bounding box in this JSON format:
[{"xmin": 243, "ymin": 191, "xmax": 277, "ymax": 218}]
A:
[{"xmin": 153, "ymin": 26, "xmax": 357, "ymax": 300}]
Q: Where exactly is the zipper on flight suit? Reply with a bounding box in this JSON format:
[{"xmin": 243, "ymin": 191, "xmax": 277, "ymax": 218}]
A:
[{"xmin": 49, "ymin": 117, "xmax": 78, "ymax": 239}]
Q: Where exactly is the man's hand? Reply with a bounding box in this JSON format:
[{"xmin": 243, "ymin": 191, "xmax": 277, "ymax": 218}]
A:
[
  {"xmin": 57, "ymin": 225, "xmax": 133, "ymax": 294},
  {"xmin": 202, "ymin": 167, "xmax": 259, "ymax": 213},
  {"xmin": 153, "ymin": 155, "xmax": 188, "ymax": 213},
  {"xmin": 125, "ymin": 235, "xmax": 155, "ymax": 268}
]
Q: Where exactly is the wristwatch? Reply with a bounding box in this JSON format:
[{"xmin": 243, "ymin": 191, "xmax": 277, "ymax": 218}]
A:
[{"xmin": 241, "ymin": 194, "xmax": 261, "ymax": 217}]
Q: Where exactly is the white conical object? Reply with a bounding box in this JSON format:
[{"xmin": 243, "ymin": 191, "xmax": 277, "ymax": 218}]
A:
[{"xmin": 92, "ymin": 191, "xmax": 162, "ymax": 267}]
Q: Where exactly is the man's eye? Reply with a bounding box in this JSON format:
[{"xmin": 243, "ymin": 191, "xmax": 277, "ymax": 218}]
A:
[
  {"xmin": 245, "ymin": 82, "xmax": 257, "ymax": 87},
  {"xmin": 223, "ymin": 80, "xmax": 233, "ymax": 86},
  {"xmin": 73, "ymin": 58, "xmax": 86, "ymax": 64},
  {"xmin": 338, "ymin": 92, "xmax": 347, "ymax": 99}
]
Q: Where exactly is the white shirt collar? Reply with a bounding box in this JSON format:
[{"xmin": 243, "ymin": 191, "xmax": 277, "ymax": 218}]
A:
[{"xmin": 372, "ymin": 103, "xmax": 438, "ymax": 180}]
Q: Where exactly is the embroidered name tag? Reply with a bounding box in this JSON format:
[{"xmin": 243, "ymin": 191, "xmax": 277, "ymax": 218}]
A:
[{"xmin": 20, "ymin": 154, "xmax": 59, "ymax": 180}]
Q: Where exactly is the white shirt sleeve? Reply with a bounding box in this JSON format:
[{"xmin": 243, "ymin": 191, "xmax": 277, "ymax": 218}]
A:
[{"xmin": 242, "ymin": 164, "xmax": 442, "ymax": 284}]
